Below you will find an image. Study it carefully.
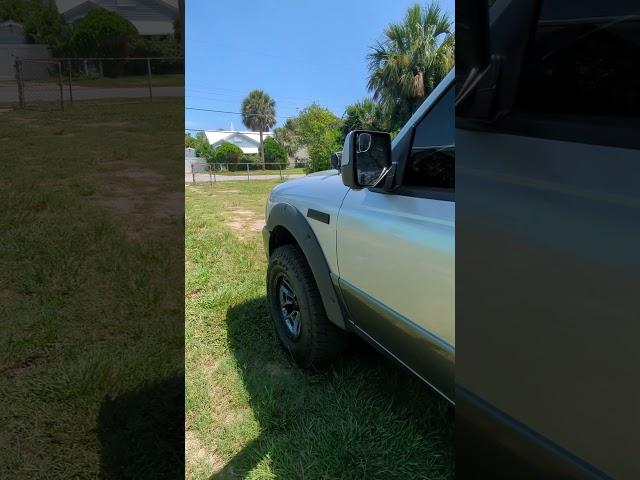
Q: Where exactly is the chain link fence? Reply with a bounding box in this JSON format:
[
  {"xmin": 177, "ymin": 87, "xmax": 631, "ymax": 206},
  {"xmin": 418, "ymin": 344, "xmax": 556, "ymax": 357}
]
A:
[
  {"xmin": 14, "ymin": 58, "xmax": 64, "ymax": 110},
  {"xmin": 11, "ymin": 56, "xmax": 183, "ymax": 110},
  {"xmin": 186, "ymin": 162, "xmax": 308, "ymax": 185}
]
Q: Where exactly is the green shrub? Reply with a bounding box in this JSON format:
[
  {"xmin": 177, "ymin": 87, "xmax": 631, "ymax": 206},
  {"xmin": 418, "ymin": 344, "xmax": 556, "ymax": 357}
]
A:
[
  {"xmin": 244, "ymin": 154, "xmax": 262, "ymax": 171},
  {"xmin": 293, "ymin": 104, "xmax": 342, "ymax": 174},
  {"xmin": 129, "ymin": 37, "xmax": 182, "ymax": 74},
  {"xmin": 263, "ymin": 137, "xmax": 288, "ymax": 170},
  {"xmin": 306, "ymin": 147, "xmax": 331, "ymax": 174},
  {"xmin": 200, "ymin": 144, "xmax": 217, "ymax": 164},
  {"xmin": 68, "ymin": 8, "xmax": 138, "ymax": 76},
  {"xmin": 214, "ymin": 142, "xmax": 243, "ymax": 168}
]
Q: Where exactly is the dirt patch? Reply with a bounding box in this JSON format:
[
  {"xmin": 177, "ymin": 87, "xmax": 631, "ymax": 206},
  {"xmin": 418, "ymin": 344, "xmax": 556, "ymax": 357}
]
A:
[
  {"xmin": 0, "ymin": 289, "xmax": 19, "ymax": 302},
  {"xmin": 224, "ymin": 208, "xmax": 264, "ymax": 240},
  {"xmin": 152, "ymin": 191, "xmax": 184, "ymax": 219},
  {"xmin": 249, "ymin": 219, "xmax": 264, "ymax": 231},
  {"xmin": 0, "ymin": 354, "xmax": 42, "ymax": 378},
  {"xmin": 230, "ymin": 209, "xmax": 254, "ymax": 216},
  {"xmin": 117, "ymin": 169, "xmax": 164, "ymax": 183},
  {"xmin": 187, "ymin": 288, "xmax": 201, "ymax": 299},
  {"xmin": 95, "ymin": 196, "xmax": 138, "ymax": 215},
  {"xmin": 224, "ymin": 218, "xmax": 264, "ymax": 239},
  {"xmin": 84, "ymin": 121, "xmax": 131, "ymax": 128},
  {"xmin": 185, "ymin": 430, "xmax": 225, "ymax": 473},
  {"xmin": 7, "ymin": 116, "xmax": 36, "ymax": 125},
  {"xmin": 92, "ymin": 167, "xmax": 181, "ymax": 235}
]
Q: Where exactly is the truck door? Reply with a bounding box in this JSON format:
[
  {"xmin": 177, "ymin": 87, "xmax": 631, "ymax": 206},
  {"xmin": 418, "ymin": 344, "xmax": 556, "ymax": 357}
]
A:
[{"xmin": 336, "ymin": 86, "xmax": 455, "ymax": 401}]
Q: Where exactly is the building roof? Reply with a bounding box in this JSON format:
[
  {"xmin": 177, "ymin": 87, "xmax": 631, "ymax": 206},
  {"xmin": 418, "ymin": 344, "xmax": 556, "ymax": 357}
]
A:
[
  {"xmin": 204, "ymin": 130, "xmax": 274, "ymax": 154},
  {"xmin": 57, "ymin": 0, "xmax": 178, "ymax": 12},
  {"xmin": 59, "ymin": 0, "xmax": 178, "ymax": 36},
  {"xmin": 131, "ymin": 20, "xmax": 175, "ymax": 35},
  {"xmin": 205, "ymin": 130, "xmax": 274, "ymax": 144}
]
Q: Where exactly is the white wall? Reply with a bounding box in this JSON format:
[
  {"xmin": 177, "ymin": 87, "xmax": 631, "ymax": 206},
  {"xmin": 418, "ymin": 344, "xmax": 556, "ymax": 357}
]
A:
[{"xmin": 0, "ymin": 44, "xmax": 52, "ymax": 81}]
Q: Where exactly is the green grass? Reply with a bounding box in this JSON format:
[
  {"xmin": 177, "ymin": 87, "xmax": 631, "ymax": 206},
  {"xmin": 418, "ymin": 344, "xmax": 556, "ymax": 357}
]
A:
[
  {"xmin": 186, "ymin": 181, "xmax": 454, "ymax": 479},
  {"xmin": 0, "ymin": 99, "xmax": 184, "ymax": 478}
]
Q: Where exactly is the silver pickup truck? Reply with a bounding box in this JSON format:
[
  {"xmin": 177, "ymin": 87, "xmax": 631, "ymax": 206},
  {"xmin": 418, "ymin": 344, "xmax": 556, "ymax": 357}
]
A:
[{"xmin": 262, "ymin": 70, "xmax": 455, "ymax": 402}]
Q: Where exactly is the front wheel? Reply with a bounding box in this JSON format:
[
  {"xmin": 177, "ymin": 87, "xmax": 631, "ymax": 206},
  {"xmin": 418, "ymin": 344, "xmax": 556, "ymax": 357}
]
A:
[{"xmin": 267, "ymin": 245, "xmax": 346, "ymax": 369}]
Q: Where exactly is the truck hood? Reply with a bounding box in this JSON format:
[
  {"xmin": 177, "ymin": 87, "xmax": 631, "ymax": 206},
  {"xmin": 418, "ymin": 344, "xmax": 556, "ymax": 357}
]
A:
[{"xmin": 266, "ymin": 169, "xmax": 350, "ymax": 221}]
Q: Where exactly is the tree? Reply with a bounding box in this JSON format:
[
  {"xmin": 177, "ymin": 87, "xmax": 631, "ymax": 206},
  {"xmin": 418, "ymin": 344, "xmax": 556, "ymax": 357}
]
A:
[
  {"xmin": 69, "ymin": 7, "xmax": 138, "ymax": 63},
  {"xmin": 263, "ymin": 137, "xmax": 287, "ymax": 170},
  {"xmin": 367, "ymin": 2, "xmax": 454, "ymax": 131},
  {"xmin": 185, "ymin": 132, "xmax": 197, "ymax": 148},
  {"xmin": 192, "ymin": 131, "xmax": 217, "ymax": 163},
  {"xmin": 273, "ymin": 118, "xmax": 300, "ymax": 160},
  {"xmin": 342, "ymin": 98, "xmax": 384, "ymax": 137},
  {"xmin": 241, "ymin": 90, "xmax": 276, "ymax": 169},
  {"xmin": 1, "ymin": 0, "xmax": 68, "ymax": 53},
  {"xmin": 185, "ymin": 132, "xmax": 217, "ymax": 162},
  {"xmin": 214, "ymin": 142, "xmax": 243, "ymax": 168},
  {"xmin": 294, "ymin": 104, "xmax": 343, "ymax": 174},
  {"xmin": 0, "ymin": 0, "xmax": 27, "ymax": 22}
]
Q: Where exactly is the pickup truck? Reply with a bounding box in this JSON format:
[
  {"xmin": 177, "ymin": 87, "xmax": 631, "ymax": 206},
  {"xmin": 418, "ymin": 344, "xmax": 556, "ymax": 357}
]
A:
[{"xmin": 262, "ymin": 69, "xmax": 455, "ymax": 402}]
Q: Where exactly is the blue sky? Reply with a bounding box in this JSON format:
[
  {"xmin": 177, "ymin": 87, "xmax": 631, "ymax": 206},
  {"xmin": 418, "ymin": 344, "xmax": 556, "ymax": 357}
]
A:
[{"xmin": 186, "ymin": 0, "xmax": 454, "ymax": 133}]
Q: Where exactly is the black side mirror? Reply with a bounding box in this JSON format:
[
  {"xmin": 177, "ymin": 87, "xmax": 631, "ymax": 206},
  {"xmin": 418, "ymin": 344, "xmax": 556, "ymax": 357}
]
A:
[
  {"xmin": 330, "ymin": 151, "xmax": 342, "ymax": 170},
  {"xmin": 340, "ymin": 130, "xmax": 391, "ymax": 189}
]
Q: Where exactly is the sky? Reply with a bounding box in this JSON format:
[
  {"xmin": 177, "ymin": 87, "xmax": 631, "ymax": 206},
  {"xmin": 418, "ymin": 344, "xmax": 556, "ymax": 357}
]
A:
[{"xmin": 185, "ymin": 0, "xmax": 454, "ymax": 133}]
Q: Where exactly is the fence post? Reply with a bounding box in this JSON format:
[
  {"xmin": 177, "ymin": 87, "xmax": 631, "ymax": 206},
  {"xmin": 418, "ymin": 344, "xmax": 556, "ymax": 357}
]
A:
[
  {"xmin": 246, "ymin": 163, "xmax": 250, "ymax": 182},
  {"xmin": 146, "ymin": 58, "xmax": 153, "ymax": 102},
  {"xmin": 191, "ymin": 162, "xmax": 195, "ymax": 184},
  {"xmin": 213, "ymin": 165, "xmax": 216, "ymax": 184},
  {"xmin": 208, "ymin": 164, "xmax": 212, "ymax": 186},
  {"xmin": 67, "ymin": 59, "xmax": 73, "ymax": 105},
  {"xmin": 279, "ymin": 164, "xmax": 282, "ymax": 180},
  {"xmin": 57, "ymin": 62, "xmax": 64, "ymax": 111},
  {"xmin": 15, "ymin": 58, "xmax": 24, "ymax": 108}
]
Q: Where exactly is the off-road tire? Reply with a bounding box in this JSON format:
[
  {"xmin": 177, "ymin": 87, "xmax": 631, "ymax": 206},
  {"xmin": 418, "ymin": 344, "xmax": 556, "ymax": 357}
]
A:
[{"xmin": 267, "ymin": 244, "xmax": 347, "ymax": 369}]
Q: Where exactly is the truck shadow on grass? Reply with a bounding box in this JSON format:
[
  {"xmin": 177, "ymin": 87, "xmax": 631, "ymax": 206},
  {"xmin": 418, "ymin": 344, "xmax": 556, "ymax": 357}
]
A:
[
  {"xmin": 212, "ymin": 297, "xmax": 453, "ymax": 479},
  {"xmin": 98, "ymin": 376, "xmax": 185, "ymax": 479}
]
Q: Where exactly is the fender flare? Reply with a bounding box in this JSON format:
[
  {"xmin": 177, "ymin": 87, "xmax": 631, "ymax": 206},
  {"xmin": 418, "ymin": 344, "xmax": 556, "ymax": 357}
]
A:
[{"xmin": 266, "ymin": 202, "xmax": 346, "ymax": 330}]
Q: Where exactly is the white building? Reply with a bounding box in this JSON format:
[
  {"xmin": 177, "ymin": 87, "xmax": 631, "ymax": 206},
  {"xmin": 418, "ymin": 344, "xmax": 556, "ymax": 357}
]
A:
[
  {"xmin": 0, "ymin": 21, "xmax": 52, "ymax": 81},
  {"xmin": 185, "ymin": 147, "xmax": 207, "ymax": 173},
  {"xmin": 0, "ymin": 20, "xmax": 28, "ymax": 44},
  {"xmin": 204, "ymin": 130, "xmax": 275, "ymax": 155}
]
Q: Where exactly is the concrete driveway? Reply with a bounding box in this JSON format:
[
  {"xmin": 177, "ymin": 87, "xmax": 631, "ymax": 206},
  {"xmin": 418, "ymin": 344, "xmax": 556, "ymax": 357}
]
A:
[
  {"xmin": 0, "ymin": 82, "xmax": 182, "ymax": 103},
  {"xmin": 185, "ymin": 173, "xmax": 304, "ymax": 183}
]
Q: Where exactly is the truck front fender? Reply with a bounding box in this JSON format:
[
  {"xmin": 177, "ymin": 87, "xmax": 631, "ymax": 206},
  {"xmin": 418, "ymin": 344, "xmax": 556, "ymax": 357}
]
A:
[{"xmin": 265, "ymin": 202, "xmax": 346, "ymax": 330}]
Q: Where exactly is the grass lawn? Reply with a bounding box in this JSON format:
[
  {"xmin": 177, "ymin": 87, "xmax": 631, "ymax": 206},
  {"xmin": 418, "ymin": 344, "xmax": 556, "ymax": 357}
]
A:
[
  {"xmin": 71, "ymin": 73, "xmax": 185, "ymax": 88},
  {"xmin": 0, "ymin": 99, "xmax": 184, "ymax": 478},
  {"xmin": 186, "ymin": 181, "xmax": 454, "ymax": 479}
]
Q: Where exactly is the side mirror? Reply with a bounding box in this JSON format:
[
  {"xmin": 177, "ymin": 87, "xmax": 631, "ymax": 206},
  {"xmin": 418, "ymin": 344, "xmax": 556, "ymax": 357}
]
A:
[
  {"xmin": 341, "ymin": 131, "xmax": 392, "ymax": 189},
  {"xmin": 330, "ymin": 151, "xmax": 342, "ymax": 170}
]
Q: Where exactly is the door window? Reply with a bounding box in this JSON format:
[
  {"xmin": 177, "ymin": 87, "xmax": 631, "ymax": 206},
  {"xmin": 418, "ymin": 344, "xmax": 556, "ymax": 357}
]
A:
[{"xmin": 401, "ymin": 87, "xmax": 455, "ymax": 196}]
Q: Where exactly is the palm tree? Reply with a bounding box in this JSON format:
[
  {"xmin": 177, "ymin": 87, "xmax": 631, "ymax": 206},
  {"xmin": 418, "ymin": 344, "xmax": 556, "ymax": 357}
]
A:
[
  {"xmin": 342, "ymin": 98, "xmax": 383, "ymax": 136},
  {"xmin": 367, "ymin": 2, "xmax": 454, "ymax": 131},
  {"xmin": 241, "ymin": 90, "xmax": 276, "ymax": 169},
  {"xmin": 274, "ymin": 118, "xmax": 300, "ymax": 160}
]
